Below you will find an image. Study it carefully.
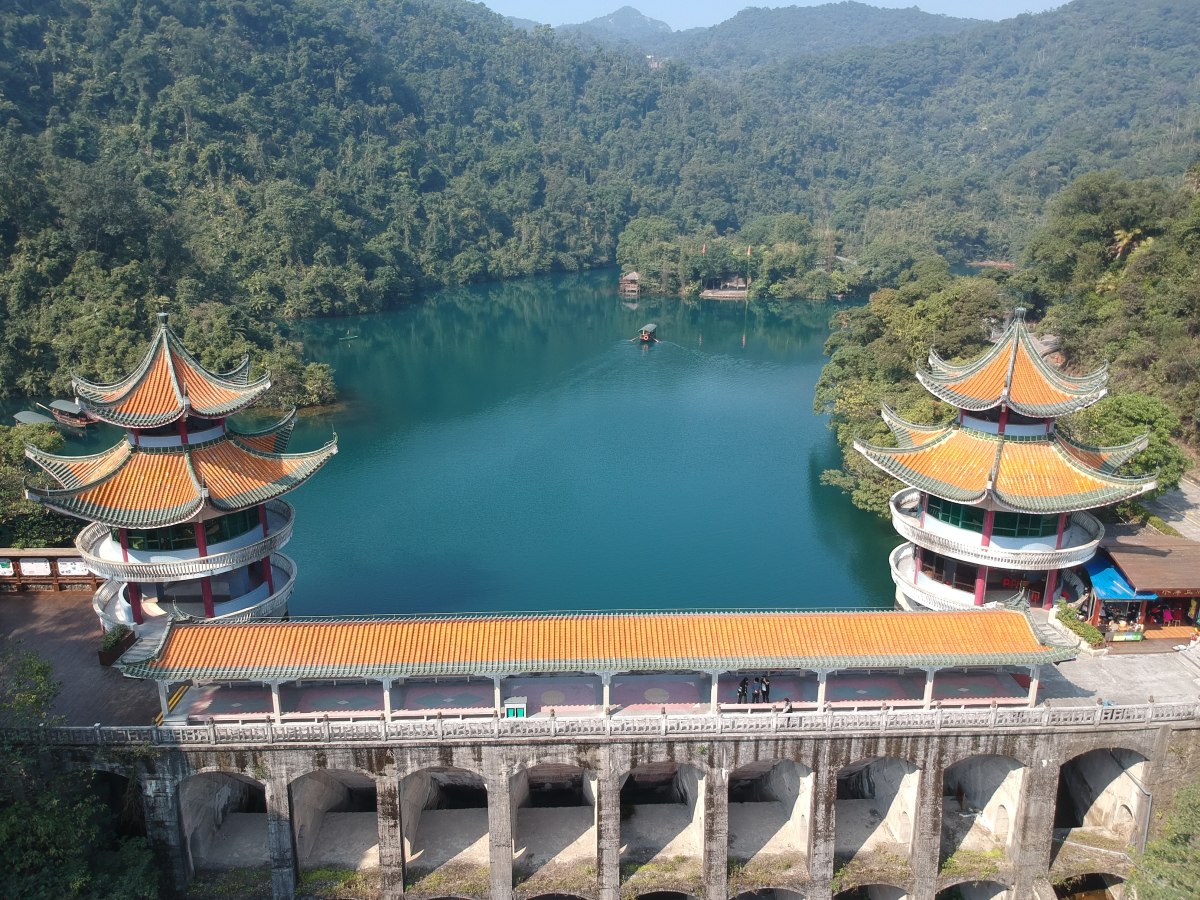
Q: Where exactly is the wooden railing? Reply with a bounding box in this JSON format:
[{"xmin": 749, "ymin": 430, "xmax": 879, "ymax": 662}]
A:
[
  {"xmin": 8, "ymin": 699, "xmax": 1198, "ymax": 748},
  {"xmin": 890, "ymin": 489, "xmax": 1103, "ymax": 571},
  {"xmin": 0, "ymin": 547, "xmax": 100, "ymax": 592}
]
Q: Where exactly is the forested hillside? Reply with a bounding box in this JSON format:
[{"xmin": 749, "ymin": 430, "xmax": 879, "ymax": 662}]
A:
[
  {"xmin": 0, "ymin": 0, "xmax": 1197, "ymax": 402},
  {"xmin": 815, "ymin": 167, "xmax": 1200, "ymax": 517}
]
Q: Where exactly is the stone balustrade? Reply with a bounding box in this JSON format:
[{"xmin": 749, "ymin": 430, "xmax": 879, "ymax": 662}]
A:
[{"xmin": 11, "ymin": 698, "xmax": 1198, "ymax": 749}]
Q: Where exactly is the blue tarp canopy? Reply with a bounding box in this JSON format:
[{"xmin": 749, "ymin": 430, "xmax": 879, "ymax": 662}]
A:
[{"xmin": 1085, "ymin": 552, "xmax": 1157, "ymax": 602}]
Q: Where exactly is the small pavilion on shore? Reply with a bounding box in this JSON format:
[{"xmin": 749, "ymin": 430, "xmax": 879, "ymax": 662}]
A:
[{"xmin": 120, "ymin": 609, "xmax": 1075, "ymax": 725}]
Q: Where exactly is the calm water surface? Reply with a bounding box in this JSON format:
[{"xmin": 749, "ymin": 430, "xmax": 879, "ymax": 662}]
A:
[
  {"xmin": 274, "ymin": 270, "xmax": 898, "ymax": 615},
  {"xmin": 14, "ymin": 271, "xmax": 899, "ymax": 614}
]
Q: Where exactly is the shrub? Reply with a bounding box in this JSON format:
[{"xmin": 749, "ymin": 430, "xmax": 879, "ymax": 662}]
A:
[
  {"xmin": 100, "ymin": 625, "xmax": 132, "ymax": 652},
  {"xmin": 1056, "ymin": 601, "xmax": 1104, "ymax": 647}
]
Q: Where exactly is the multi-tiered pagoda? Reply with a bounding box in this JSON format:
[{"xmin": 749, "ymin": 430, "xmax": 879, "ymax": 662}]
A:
[
  {"xmin": 855, "ymin": 309, "xmax": 1155, "ymax": 612},
  {"xmin": 25, "ymin": 313, "xmax": 336, "ymax": 635}
]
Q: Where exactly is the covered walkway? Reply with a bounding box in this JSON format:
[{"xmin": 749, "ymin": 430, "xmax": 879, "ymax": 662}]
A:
[{"xmin": 122, "ymin": 609, "xmax": 1072, "ymax": 725}]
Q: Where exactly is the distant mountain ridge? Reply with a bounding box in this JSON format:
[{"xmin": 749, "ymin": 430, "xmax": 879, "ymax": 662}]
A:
[{"xmin": 555, "ymin": 2, "xmax": 982, "ymax": 65}]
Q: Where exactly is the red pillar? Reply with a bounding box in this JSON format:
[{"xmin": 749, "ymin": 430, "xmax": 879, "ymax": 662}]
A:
[
  {"xmin": 128, "ymin": 583, "xmax": 144, "ymax": 625},
  {"xmin": 981, "ymin": 509, "xmax": 995, "ymax": 548},
  {"xmin": 974, "ymin": 565, "xmax": 988, "ymax": 606},
  {"xmin": 1054, "ymin": 512, "xmax": 1068, "ymax": 550},
  {"xmin": 194, "ymin": 522, "xmax": 215, "ymax": 619},
  {"xmin": 262, "ymin": 557, "xmax": 275, "ymax": 593},
  {"xmin": 118, "ymin": 528, "xmax": 130, "ymax": 562},
  {"xmin": 998, "ymin": 405, "xmax": 1009, "ymax": 435},
  {"xmin": 1043, "ymin": 569, "xmax": 1058, "ymax": 610},
  {"xmin": 258, "ymin": 503, "xmax": 270, "ymax": 536}
]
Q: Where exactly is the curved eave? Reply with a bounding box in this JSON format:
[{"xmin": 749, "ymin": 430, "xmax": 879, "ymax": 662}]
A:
[
  {"xmin": 992, "ymin": 438, "xmax": 1157, "ymax": 514},
  {"xmin": 201, "ymin": 437, "xmax": 339, "ymax": 512},
  {"xmin": 1057, "ymin": 429, "xmax": 1150, "ymax": 474},
  {"xmin": 25, "ymin": 483, "xmax": 205, "ymax": 530},
  {"xmin": 920, "ymin": 317, "xmax": 1109, "ymax": 416},
  {"xmin": 24, "ymin": 440, "xmax": 131, "ymax": 488},
  {"xmin": 853, "ymin": 433, "xmax": 989, "ymax": 505},
  {"xmin": 72, "ymin": 328, "xmax": 168, "ymax": 406},
  {"xmin": 73, "ymin": 325, "xmax": 273, "ymax": 426},
  {"xmin": 23, "ymin": 442, "xmax": 208, "ymax": 530},
  {"xmin": 880, "ymin": 405, "xmax": 948, "ymax": 448},
  {"xmin": 228, "ymin": 409, "xmax": 299, "ymax": 454}
]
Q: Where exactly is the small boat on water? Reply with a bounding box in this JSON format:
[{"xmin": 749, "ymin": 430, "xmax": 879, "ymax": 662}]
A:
[
  {"xmin": 636, "ymin": 323, "xmax": 658, "ymax": 343},
  {"xmin": 13, "ymin": 410, "xmax": 55, "ymax": 426},
  {"xmin": 43, "ymin": 399, "xmax": 93, "ymax": 429}
]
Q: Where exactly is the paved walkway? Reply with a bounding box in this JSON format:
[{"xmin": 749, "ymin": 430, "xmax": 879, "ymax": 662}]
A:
[
  {"xmin": 1143, "ymin": 473, "xmax": 1200, "ymax": 541},
  {"xmin": 0, "ymin": 592, "xmax": 159, "ymax": 725}
]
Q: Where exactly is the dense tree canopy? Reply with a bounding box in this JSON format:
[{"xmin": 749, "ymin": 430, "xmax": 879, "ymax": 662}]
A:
[
  {"xmin": 0, "ymin": 0, "xmax": 1196, "ymax": 400},
  {"xmin": 0, "ymin": 640, "xmax": 158, "ymax": 897}
]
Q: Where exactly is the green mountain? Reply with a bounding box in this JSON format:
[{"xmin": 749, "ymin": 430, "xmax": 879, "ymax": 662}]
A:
[{"xmin": 0, "ymin": 0, "xmax": 1196, "ymax": 401}]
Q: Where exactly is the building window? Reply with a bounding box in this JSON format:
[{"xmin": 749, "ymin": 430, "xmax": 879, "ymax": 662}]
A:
[
  {"xmin": 115, "ymin": 508, "xmax": 261, "ymax": 552},
  {"xmin": 992, "ymin": 511, "xmax": 1057, "ymax": 538},
  {"xmin": 925, "ymin": 496, "xmax": 985, "ymax": 532}
]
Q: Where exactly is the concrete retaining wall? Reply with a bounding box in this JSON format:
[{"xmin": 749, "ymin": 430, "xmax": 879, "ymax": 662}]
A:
[{"xmin": 61, "ymin": 720, "xmax": 1200, "ymax": 900}]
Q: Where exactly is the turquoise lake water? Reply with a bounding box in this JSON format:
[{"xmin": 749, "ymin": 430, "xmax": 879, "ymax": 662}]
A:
[
  {"xmin": 12, "ymin": 269, "xmax": 900, "ymax": 615},
  {"xmin": 275, "ymin": 270, "xmax": 898, "ymax": 615}
]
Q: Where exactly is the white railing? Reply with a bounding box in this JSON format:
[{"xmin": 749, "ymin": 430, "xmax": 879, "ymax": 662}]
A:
[
  {"xmin": 889, "ymin": 544, "xmax": 1029, "ymax": 611},
  {"xmin": 89, "ymin": 554, "xmax": 295, "ymax": 629},
  {"xmin": 206, "ymin": 555, "xmax": 295, "ymax": 623},
  {"xmin": 8, "ymin": 700, "xmax": 1199, "ymax": 748},
  {"xmin": 890, "ymin": 490, "xmax": 1103, "ymax": 571},
  {"xmin": 76, "ymin": 501, "xmax": 294, "ymax": 582}
]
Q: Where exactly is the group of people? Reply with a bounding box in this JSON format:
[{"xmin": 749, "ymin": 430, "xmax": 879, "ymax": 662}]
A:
[{"xmin": 735, "ymin": 674, "xmax": 771, "ymax": 703}]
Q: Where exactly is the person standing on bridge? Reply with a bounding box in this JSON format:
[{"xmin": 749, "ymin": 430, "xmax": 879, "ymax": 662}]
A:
[
  {"xmin": 752, "ymin": 677, "xmax": 762, "ymax": 703},
  {"xmin": 761, "ymin": 673, "xmax": 771, "ymax": 702},
  {"xmin": 737, "ymin": 678, "xmax": 749, "ymax": 703}
]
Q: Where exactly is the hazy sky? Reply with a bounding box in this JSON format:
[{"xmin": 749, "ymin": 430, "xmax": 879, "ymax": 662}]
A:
[{"xmin": 481, "ymin": 1, "xmax": 1066, "ymax": 30}]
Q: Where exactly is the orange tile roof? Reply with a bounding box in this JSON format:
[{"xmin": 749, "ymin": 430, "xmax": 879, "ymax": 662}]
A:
[
  {"xmin": 25, "ymin": 433, "xmax": 336, "ymax": 528},
  {"xmin": 25, "ymin": 441, "xmax": 131, "ymax": 489},
  {"xmin": 125, "ymin": 610, "xmax": 1069, "ymax": 681},
  {"xmin": 192, "ymin": 438, "xmax": 336, "ymax": 510},
  {"xmin": 73, "ymin": 315, "xmax": 271, "ymax": 427},
  {"xmin": 918, "ymin": 310, "xmax": 1107, "ymax": 417},
  {"xmin": 855, "ymin": 428, "xmax": 1155, "ymax": 512}
]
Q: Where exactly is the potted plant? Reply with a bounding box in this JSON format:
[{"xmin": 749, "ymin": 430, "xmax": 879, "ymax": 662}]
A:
[{"xmin": 98, "ymin": 625, "xmax": 136, "ymax": 666}]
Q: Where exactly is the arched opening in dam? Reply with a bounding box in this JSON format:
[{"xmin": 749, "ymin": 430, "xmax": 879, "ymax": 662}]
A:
[
  {"xmin": 399, "ymin": 766, "xmax": 489, "ymax": 882},
  {"xmin": 178, "ymin": 772, "xmax": 268, "ymax": 874},
  {"xmin": 939, "ymin": 755, "xmax": 1024, "ymax": 866},
  {"xmin": 1054, "ymin": 749, "xmax": 1148, "ymax": 846},
  {"xmin": 512, "ymin": 762, "xmax": 596, "ymax": 882},
  {"xmin": 834, "ymin": 757, "xmax": 919, "ymax": 863},
  {"xmin": 619, "ymin": 761, "xmax": 704, "ymax": 873},
  {"xmin": 727, "ymin": 759, "xmax": 812, "ymax": 871},
  {"xmin": 91, "ymin": 770, "xmax": 148, "ymax": 839},
  {"xmin": 288, "ymin": 769, "xmax": 379, "ymax": 871}
]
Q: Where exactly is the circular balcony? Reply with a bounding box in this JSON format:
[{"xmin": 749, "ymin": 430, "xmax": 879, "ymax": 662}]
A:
[
  {"xmin": 890, "ymin": 489, "xmax": 1103, "ymax": 572},
  {"xmin": 889, "ymin": 543, "xmax": 1026, "ymax": 612},
  {"xmin": 92, "ymin": 553, "xmax": 296, "ymax": 633},
  {"xmin": 76, "ymin": 500, "xmax": 294, "ymax": 583}
]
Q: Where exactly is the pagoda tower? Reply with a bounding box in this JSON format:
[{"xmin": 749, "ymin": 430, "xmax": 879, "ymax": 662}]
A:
[
  {"xmin": 854, "ymin": 309, "xmax": 1155, "ymax": 612},
  {"xmin": 25, "ymin": 313, "xmax": 337, "ymax": 635}
]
